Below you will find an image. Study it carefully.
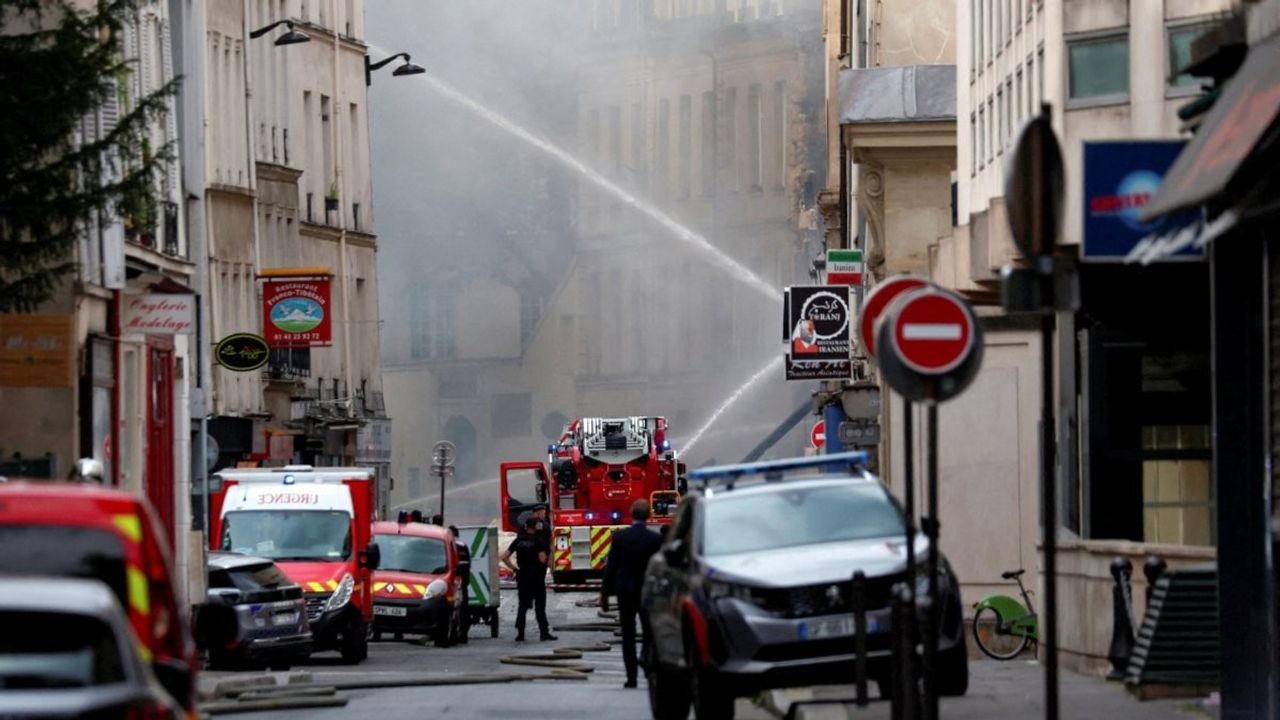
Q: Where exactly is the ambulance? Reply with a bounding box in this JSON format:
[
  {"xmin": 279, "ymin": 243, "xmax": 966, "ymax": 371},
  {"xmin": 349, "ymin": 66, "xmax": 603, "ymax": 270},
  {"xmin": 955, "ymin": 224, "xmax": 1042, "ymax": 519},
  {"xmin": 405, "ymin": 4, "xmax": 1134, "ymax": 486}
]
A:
[{"xmin": 209, "ymin": 467, "xmax": 380, "ymax": 664}]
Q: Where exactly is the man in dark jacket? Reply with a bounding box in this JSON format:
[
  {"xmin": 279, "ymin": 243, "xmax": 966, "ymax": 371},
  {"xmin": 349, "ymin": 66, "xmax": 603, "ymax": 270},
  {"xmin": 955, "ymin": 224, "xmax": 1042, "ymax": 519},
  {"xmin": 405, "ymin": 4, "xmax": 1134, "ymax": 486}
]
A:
[
  {"xmin": 501, "ymin": 516, "xmax": 557, "ymax": 642},
  {"xmin": 601, "ymin": 500, "xmax": 664, "ymax": 688}
]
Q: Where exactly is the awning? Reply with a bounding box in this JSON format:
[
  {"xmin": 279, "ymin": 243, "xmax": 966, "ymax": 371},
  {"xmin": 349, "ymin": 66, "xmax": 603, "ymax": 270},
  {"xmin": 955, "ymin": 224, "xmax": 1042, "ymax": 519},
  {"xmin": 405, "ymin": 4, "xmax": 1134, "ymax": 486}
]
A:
[{"xmin": 1141, "ymin": 34, "xmax": 1280, "ymax": 221}]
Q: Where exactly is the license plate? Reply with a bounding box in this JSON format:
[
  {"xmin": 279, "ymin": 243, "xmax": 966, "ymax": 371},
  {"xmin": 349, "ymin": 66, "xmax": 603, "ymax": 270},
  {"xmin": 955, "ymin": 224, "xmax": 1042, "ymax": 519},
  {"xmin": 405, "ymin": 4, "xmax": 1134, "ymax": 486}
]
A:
[
  {"xmin": 798, "ymin": 615, "xmax": 856, "ymax": 641},
  {"xmin": 374, "ymin": 605, "xmax": 407, "ymax": 617},
  {"xmin": 272, "ymin": 611, "xmax": 299, "ymax": 626}
]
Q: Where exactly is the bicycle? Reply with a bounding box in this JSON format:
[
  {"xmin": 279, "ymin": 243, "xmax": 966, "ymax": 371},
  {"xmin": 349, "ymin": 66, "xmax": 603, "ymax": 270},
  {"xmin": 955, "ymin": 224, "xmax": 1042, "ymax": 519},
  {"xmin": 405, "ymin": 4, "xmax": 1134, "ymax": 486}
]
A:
[{"xmin": 971, "ymin": 568, "xmax": 1039, "ymax": 660}]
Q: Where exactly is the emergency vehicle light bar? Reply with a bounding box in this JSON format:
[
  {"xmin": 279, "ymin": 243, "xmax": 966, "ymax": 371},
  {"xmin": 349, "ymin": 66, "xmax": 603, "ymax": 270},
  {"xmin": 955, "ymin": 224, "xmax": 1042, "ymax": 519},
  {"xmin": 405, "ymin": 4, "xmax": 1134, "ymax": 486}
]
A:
[{"xmin": 690, "ymin": 451, "xmax": 869, "ymax": 488}]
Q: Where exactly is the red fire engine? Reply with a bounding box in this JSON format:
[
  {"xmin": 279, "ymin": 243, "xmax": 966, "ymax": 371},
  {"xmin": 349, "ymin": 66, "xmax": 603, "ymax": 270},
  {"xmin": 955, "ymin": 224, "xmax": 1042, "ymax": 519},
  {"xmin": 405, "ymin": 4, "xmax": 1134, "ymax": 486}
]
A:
[{"xmin": 500, "ymin": 416, "xmax": 687, "ymax": 583}]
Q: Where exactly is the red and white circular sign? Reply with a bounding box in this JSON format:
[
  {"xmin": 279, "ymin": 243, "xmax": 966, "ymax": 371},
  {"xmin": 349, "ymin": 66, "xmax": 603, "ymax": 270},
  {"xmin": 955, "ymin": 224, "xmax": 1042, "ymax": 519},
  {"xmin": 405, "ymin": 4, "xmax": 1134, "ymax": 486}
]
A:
[
  {"xmin": 859, "ymin": 276, "xmax": 927, "ymax": 358},
  {"xmin": 810, "ymin": 420, "xmax": 826, "ymax": 449},
  {"xmin": 888, "ymin": 290, "xmax": 976, "ymax": 375}
]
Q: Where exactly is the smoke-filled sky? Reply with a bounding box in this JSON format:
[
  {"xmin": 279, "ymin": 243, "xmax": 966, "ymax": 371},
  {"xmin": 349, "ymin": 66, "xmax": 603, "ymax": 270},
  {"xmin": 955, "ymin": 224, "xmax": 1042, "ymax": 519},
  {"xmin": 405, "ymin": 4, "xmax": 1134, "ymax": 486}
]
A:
[{"xmin": 367, "ymin": 1, "xmax": 825, "ymax": 518}]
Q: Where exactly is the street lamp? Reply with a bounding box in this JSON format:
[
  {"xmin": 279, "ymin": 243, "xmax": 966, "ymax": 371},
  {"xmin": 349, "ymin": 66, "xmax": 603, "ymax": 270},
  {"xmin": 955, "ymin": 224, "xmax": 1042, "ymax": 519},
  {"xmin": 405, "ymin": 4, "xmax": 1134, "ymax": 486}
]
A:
[
  {"xmin": 365, "ymin": 52, "xmax": 425, "ymax": 86},
  {"xmin": 249, "ymin": 20, "xmax": 311, "ymax": 46}
]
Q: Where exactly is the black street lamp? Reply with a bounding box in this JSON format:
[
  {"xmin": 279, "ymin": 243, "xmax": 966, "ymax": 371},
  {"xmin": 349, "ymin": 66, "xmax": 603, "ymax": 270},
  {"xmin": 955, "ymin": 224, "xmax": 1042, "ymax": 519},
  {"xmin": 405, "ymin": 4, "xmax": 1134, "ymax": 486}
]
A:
[
  {"xmin": 365, "ymin": 52, "xmax": 425, "ymax": 86},
  {"xmin": 249, "ymin": 20, "xmax": 310, "ymax": 46}
]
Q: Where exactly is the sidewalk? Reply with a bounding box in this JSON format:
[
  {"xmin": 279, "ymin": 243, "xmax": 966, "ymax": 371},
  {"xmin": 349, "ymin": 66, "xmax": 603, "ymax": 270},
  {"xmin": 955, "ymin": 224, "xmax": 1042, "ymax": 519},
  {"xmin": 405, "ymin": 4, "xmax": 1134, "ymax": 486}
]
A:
[{"xmin": 763, "ymin": 660, "xmax": 1217, "ymax": 720}]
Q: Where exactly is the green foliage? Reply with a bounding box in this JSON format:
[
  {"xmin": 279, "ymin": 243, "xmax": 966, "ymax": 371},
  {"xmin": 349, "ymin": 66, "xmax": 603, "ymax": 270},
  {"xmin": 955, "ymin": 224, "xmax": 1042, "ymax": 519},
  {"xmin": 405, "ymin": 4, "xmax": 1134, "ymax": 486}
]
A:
[{"xmin": 0, "ymin": 0, "xmax": 179, "ymax": 313}]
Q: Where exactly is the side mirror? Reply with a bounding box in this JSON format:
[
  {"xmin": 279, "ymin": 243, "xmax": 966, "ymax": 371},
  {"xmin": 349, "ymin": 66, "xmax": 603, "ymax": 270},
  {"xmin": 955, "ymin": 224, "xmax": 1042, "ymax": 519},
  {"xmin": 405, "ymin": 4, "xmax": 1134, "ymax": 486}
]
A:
[
  {"xmin": 663, "ymin": 539, "xmax": 689, "ymax": 568},
  {"xmin": 361, "ymin": 542, "xmax": 381, "ymax": 571},
  {"xmin": 151, "ymin": 658, "xmax": 194, "ymax": 708},
  {"xmin": 193, "ymin": 602, "xmax": 238, "ymax": 651},
  {"xmin": 536, "ymin": 482, "xmax": 548, "ymax": 503},
  {"xmin": 677, "ymin": 477, "xmax": 688, "ymax": 495},
  {"xmin": 431, "ymin": 565, "xmax": 449, "ymax": 575}
]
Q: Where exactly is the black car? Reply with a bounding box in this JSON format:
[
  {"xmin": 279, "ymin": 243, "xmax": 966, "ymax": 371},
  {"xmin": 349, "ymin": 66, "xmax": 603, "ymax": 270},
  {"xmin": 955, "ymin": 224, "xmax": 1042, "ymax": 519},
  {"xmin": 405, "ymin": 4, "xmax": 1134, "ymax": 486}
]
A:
[
  {"xmin": 202, "ymin": 552, "xmax": 312, "ymax": 670},
  {"xmin": 641, "ymin": 453, "xmax": 968, "ymax": 720}
]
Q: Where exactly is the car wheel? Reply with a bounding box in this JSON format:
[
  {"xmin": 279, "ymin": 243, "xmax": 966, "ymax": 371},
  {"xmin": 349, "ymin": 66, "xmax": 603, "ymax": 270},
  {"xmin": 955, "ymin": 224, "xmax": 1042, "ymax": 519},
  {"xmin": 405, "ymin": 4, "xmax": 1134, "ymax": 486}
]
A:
[
  {"xmin": 394, "ymin": 632, "xmax": 403, "ymax": 642},
  {"xmin": 372, "ymin": 631, "xmax": 383, "ymax": 642},
  {"xmin": 647, "ymin": 660, "xmax": 691, "ymax": 720},
  {"xmin": 687, "ymin": 645, "xmax": 733, "ymax": 720},
  {"xmin": 340, "ymin": 623, "xmax": 369, "ymax": 663},
  {"xmin": 936, "ymin": 634, "xmax": 970, "ymax": 697}
]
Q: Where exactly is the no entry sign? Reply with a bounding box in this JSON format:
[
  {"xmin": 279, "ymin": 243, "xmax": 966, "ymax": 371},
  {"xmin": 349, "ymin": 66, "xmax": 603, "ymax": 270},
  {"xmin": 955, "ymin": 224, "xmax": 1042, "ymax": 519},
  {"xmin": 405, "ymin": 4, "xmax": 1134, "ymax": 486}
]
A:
[
  {"xmin": 859, "ymin": 275, "xmax": 927, "ymax": 358},
  {"xmin": 887, "ymin": 291, "xmax": 975, "ymax": 375},
  {"xmin": 810, "ymin": 420, "xmax": 826, "ymax": 449},
  {"xmin": 875, "ymin": 285, "xmax": 983, "ymax": 403}
]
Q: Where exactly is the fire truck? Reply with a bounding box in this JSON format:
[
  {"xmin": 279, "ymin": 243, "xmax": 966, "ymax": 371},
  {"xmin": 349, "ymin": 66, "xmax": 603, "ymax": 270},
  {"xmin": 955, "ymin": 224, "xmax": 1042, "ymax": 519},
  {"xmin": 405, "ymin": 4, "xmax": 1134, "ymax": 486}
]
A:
[{"xmin": 500, "ymin": 416, "xmax": 687, "ymax": 584}]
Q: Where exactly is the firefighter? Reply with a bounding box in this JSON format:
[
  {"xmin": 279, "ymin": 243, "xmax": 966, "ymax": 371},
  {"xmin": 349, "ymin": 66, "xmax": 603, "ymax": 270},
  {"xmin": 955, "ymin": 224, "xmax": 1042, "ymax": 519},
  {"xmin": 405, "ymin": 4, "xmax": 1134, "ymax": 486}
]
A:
[
  {"xmin": 501, "ymin": 515, "xmax": 557, "ymax": 642},
  {"xmin": 600, "ymin": 499, "xmax": 663, "ymax": 688},
  {"xmin": 531, "ymin": 503, "xmax": 551, "ymax": 547}
]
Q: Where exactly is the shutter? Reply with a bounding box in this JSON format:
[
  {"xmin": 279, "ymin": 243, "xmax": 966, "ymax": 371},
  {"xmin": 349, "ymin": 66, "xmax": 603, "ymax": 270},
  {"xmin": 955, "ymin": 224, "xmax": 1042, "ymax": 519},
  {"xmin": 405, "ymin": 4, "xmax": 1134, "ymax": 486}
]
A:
[
  {"xmin": 1271, "ymin": 238, "xmax": 1280, "ymax": 512},
  {"xmin": 98, "ymin": 74, "xmax": 125, "ymax": 289},
  {"xmin": 160, "ymin": 17, "xmax": 179, "ymax": 200}
]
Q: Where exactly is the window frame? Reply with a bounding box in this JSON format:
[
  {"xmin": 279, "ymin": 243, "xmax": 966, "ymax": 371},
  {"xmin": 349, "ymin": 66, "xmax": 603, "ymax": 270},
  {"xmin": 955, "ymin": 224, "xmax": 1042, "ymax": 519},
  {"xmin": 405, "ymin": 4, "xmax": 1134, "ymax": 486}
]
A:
[
  {"xmin": 1065, "ymin": 29, "xmax": 1131, "ymax": 109},
  {"xmin": 1165, "ymin": 19, "xmax": 1216, "ymax": 98}
]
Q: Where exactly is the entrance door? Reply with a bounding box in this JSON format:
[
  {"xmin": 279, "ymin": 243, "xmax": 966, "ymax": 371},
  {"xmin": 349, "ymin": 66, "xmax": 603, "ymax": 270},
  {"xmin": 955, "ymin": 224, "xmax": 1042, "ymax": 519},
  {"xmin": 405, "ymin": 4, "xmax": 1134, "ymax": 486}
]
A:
[
  {"xmin": 499, "ymin": 462, "xmax": 548, "ymax": 533},
  {"xmin": 146, "ymin": 337, "xmax": 175, "ymax": 551}
]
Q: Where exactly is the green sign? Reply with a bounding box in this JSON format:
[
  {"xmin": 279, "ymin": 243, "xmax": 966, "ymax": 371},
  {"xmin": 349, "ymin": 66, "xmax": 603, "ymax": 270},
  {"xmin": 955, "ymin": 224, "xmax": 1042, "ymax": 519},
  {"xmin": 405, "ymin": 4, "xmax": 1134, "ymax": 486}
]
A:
[{"xmin": 215, "ymin": 333, "xmax": 270, "ymax": 372}]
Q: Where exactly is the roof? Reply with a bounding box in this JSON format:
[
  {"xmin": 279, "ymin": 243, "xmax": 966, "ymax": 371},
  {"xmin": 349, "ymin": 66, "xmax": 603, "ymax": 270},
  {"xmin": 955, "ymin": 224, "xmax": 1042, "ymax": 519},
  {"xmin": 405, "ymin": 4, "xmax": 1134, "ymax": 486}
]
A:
[
  {"xmin": 215, "ymin": 467, "xmax": 375, "ymax": 483},
  {"xmin": 0, "ymin": 577, "xmax": 122, "ymax": 616},
  {"xmin": 0, "ymin": 480, "xmax": 142, "ymax": 505},
  {"xmin": 702, "ymin": 474, "xmax": 880, "ymax": 501},
  {"xmin": 372, "ymin": 520, "xmax": 453, "ymax": 541},
  {"xmin": 208, "ymin": 551, "xmax": 274, "ymax": 571},
  {"xmin": 839, "ymin": 65, "xmax": 957, "ymax": 125}
]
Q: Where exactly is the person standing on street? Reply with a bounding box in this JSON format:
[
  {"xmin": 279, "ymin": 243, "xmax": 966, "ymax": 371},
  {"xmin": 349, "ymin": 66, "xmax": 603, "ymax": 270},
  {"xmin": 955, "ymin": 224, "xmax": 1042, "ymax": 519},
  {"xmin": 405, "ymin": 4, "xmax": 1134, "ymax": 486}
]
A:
[
  {"xmin": 531, "ymin": 503, "xmax": 551, "ymax": 547},
  {"xmin": 601, "ymin": 499, "xmax": 663, "ymax": 688},
  {"xmin": 501, "ymin": 515, "xmax": 557, "ymax": 642}
]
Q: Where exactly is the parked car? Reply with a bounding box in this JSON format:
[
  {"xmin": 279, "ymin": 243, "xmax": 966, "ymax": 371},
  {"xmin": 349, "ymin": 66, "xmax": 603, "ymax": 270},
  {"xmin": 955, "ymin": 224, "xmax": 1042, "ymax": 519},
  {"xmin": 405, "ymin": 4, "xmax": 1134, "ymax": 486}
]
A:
[
  {"xmin": 370, "ymin": 520, "xmax": 468, "ymax": 646},
  {"xmin": 202, "ymin": 552, "xmax": 312, "ymax": 670},
  {"xmin": 0, "ymin": 480, "xmax": 199, "ymax": 713},
  {"xmin": 0, "ymin": 576, "xmax": 184, "ymax": 719},
  {"xmin": 642, "ymin": 453, "xmax": 968, "ymax": 720}
]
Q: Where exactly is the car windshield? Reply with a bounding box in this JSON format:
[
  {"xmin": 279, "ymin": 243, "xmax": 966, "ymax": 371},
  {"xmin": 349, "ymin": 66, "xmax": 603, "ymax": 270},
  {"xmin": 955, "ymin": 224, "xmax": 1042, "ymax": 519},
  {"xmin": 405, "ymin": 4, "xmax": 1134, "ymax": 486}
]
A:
[
  {"xmin": 702, "ymin": 482, "xmax": 905, "ymax": 557},
  {"xmin": 221, "ymin": 510, "xmax": 352, "ymax": 561},
  {"xmin": 0, "ymin": 611, "xmax": 127, "ymax": 689},
  {"xmin": 210, "ymin": 562, "xmax": 293, "ymax": 591},
  {"xmin": 376, "ymin": 534, "xmax": 449, "ymax": 574},
  {"xmin": 0, "ymin": 526, "xmax": 127, "ymax": 609}
]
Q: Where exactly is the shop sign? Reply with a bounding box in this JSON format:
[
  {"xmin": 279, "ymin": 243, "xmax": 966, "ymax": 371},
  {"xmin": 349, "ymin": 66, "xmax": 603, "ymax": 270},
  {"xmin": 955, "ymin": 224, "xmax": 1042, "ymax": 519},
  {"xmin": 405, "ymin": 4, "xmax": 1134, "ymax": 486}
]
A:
[
  {"xmin": 826, "ymin": 249, "xmax": 864, "ymax": 285},
  {"xmin": 215, "ymin": 333, "xmax": 270, "ymax": 372},
  {"xmin": 784, "ymin": 285, "xmax": 852, "ymax": 381},
  {"xmin": 123, "ymin": 293, "xmax": 195, "ymax": 335},
  {"xmin": 1083, "ymin": 140, "xmax": 1200, "ymax": 261},
  {"xmin": 262, "ymin": 278, "xmax": 332, "ymax": 347},
  {"xmin": 0, "ymin": 314, "xmax": 74, "ymax": 387}
]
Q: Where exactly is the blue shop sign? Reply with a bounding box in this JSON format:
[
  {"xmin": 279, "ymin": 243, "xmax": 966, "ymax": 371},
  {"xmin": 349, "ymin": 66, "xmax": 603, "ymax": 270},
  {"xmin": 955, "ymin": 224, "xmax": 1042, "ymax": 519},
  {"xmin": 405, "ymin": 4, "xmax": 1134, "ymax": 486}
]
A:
[{"xmin": 1083, "ymin": 140, "xmax": 1202, "ymax": 261}]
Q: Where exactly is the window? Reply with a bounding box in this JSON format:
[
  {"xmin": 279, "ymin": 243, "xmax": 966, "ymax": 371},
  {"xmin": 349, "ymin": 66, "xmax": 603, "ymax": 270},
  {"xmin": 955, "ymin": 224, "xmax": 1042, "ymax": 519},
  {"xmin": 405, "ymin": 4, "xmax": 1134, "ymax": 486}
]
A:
[
  {"xmin": 1026, "ymin": 54, "xmax": 1035, "ymax": 113},
  {"xmin": 1168, "ymin": 23, "xmax": 1213, "ymax": 88},
  {"xmin": 773, "ymin": 81, "xmax": 787, "ymax": 191},
  {"xmin": 677, "ymin": 95, "xmax": 691, "ymax": 197},
  {"xmin": 997, "ymin": 87, "xmax": 1004, "ymax": 154},
  {"xmin": 1015, "ymin": 69, "xmax": 1023, "ymax": 126},
  {"xmin": 987, "ymin": 98, "xmax": 994, "ymax": 163},
  {"xmin": 320, "ymin": 95, "xmax": 332, "ymax": 204},
  {"xmin": 974, "ymin": 0, "xmax": 983, "ymax": 74},
  {"xmin": 492, "ymin": 393, "xmax": 532, "ymax": 439},
  {"xmin": 1005, "ymin": 78, "xmax": 1013, "ymax": 142},
  {"xmin": 978, "ymin": 107, "xmax": 985, "ymax": 168},
  {"xmin": 608, "ymin": 105, "xmax": 622, "ymax": 177},
  {"xmin": 1142, "ymin": 425, "xmax": 1214, "ymax": 546},
  {"xmin": 630, "ymin": 102, "xmax": 645, "ymax": 183},
  {"xmin": 970, "ymin": 114, "xmax": 978, "ymax": 175},
  {"xmin": 724, "ymin": 87, "xmax": 738, "ymax": 190},
  {"xmin": 994, "ymin": 0, "xmax": 1001, "ymax": 52},
  {"xmin": 700, "ymin": 91, "xmax": 716, "ymax": 196},
  {"xmin": 747, "ymin": 84, "xmax": 762, "ymax": 190},
  {"xmin": 656, "ymin": 99, "xmax": 670, "ymax": 196},
  {"xmin": 1068, "ymin": 34, "xmax": 1128, "ymax": 101}
]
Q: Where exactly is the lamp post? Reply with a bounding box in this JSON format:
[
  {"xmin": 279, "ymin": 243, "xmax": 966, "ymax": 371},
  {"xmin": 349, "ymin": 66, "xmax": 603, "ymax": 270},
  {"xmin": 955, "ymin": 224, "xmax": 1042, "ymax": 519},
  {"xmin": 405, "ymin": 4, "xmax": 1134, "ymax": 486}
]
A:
[
  {"xmin": 248, "ymin": 19, "xmax": 310, "ymax": 46},
  {"xmin": 365, "ymin": 52, "xmax": 425, "ymax": 86}
]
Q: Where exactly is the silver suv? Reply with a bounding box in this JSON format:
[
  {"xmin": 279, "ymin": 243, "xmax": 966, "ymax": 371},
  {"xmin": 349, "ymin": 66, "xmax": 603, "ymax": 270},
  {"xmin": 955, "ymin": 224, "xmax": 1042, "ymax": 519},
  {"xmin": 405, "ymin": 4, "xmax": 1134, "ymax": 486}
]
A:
[{"xmin": 641, "ymin": 452, "xmax": 968, "ymax": 720}]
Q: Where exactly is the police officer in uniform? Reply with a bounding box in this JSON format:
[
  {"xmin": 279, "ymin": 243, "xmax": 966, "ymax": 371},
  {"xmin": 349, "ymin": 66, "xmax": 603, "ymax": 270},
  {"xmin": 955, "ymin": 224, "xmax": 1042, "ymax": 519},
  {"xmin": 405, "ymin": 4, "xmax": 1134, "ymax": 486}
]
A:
[
  {"xmin": 601, "ymin": 500, "xmax": 663, "ymax": 688},
  {"xmin": 501, "ymin": 516, "xmax": 557, "ymax": 642}
]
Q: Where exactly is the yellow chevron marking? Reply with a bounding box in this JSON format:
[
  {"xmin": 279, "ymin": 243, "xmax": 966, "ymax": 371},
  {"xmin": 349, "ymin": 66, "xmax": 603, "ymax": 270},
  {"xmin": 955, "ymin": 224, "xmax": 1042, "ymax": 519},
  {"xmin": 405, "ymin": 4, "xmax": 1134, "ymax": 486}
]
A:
[
  {"xmin": 307, "ymin": 581, "xmax": 326, "ymax": 592},
  {"xmin": 326, "ymin": 580, "xmax": 339, "ymax": 591},
  {"xmin": 112, "ymin": 514, "xmax": 142, "ymax": 543},
  {"xmin": 396, "ymin": 584, "xmax": 411, "ymax": 595},
  {"xmin": 414, "ymin": 584, "xmax": 427, "ymax": 595},
  {"xmin": 126, "ymin": 566, "xmax": 150, "ymax": 614},
  {"xmin": 374, "ymin": 582, "xmax": 387, "ymax": 592}
]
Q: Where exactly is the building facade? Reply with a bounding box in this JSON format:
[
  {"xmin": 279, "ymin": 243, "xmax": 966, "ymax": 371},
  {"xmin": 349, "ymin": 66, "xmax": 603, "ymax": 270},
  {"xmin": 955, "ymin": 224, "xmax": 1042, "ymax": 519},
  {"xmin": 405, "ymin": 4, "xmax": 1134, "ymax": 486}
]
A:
[
  {"xmin": 378, "ymin": 0, "xmax": 826, "ymax": 521},
  {"xmin": 940, "ymin": 0, "xmax": 1231, "ymax": 675}
]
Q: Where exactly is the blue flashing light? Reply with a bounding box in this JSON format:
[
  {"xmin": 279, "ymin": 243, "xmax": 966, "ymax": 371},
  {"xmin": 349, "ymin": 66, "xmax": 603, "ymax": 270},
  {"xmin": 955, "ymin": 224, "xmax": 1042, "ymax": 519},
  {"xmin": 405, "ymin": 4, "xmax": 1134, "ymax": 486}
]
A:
[
  {"xmin": 689, "ymin": 451, "xmax": 869, "ymax": 483},
  {"xmin": 611, "ymin": 511, "xmax": 621, "ymax": 521},
  {"xmin": 585, "ymin": 512, "xmax": 595, "ymax": 520},
  {"xmin": 548, "ymin": 444, "xmax": 557, "ymax": 454},
  {"xmin": 661, "ymin": 440, "xmax": 671, "ymax": 450},
  {"xmin": 282, "ymin": 475, "xmax": 296, "ymax": 485}
]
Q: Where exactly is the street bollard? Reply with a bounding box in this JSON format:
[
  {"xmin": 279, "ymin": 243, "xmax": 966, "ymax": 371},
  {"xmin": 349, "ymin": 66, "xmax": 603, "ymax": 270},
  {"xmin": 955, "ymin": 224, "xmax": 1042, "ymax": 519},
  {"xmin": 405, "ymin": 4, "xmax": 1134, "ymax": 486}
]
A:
[
  {"xmin": 1143, "ymin": 555, "xmax": 1167, "ymax": 608},
  {"xmin": 853, "ymin": 571, "xmax": 868, "ymax": 707},
  {"xmin": 1107, "ymin": 556, "xmax": 1135, "ymax": 680},
  {"xmin": 888, "ymin": 582, "xmax": 918, "ymax": 720}
]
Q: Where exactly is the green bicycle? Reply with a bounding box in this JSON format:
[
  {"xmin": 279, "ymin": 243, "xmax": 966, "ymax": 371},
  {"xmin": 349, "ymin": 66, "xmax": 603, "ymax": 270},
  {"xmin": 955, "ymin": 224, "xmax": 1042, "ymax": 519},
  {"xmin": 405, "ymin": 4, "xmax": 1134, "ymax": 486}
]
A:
[{"xmin": 972, "ymin": 569, "xmax": 1039, "ymax": 660}]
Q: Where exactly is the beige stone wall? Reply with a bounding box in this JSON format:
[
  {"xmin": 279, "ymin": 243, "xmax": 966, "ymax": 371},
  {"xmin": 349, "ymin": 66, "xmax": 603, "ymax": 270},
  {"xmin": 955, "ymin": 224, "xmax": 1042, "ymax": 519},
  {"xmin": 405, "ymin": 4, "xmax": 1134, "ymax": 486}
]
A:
[
  {"xmin": 1249, "ymin": 0, "xmax": 1280, "ymax": 42},
  {"xmin": 874, "ymin": 0, "xmax": 957, "ymax": 66}
]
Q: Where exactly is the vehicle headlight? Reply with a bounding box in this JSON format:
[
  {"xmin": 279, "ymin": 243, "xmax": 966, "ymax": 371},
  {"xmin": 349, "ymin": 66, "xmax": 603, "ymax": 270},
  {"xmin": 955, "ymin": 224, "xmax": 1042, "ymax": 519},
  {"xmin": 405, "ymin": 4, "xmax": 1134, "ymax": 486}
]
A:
[
  {"xmin": 325, "ymin": 574, "xmax": 354, "ymax": 612},
  {"xmin": 424, "ymin": 579, "xmax": 447, "ymax": 600},
  {"xmin": 706, "ymin": 578, "xmax": 755, "ymax": 602}
]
